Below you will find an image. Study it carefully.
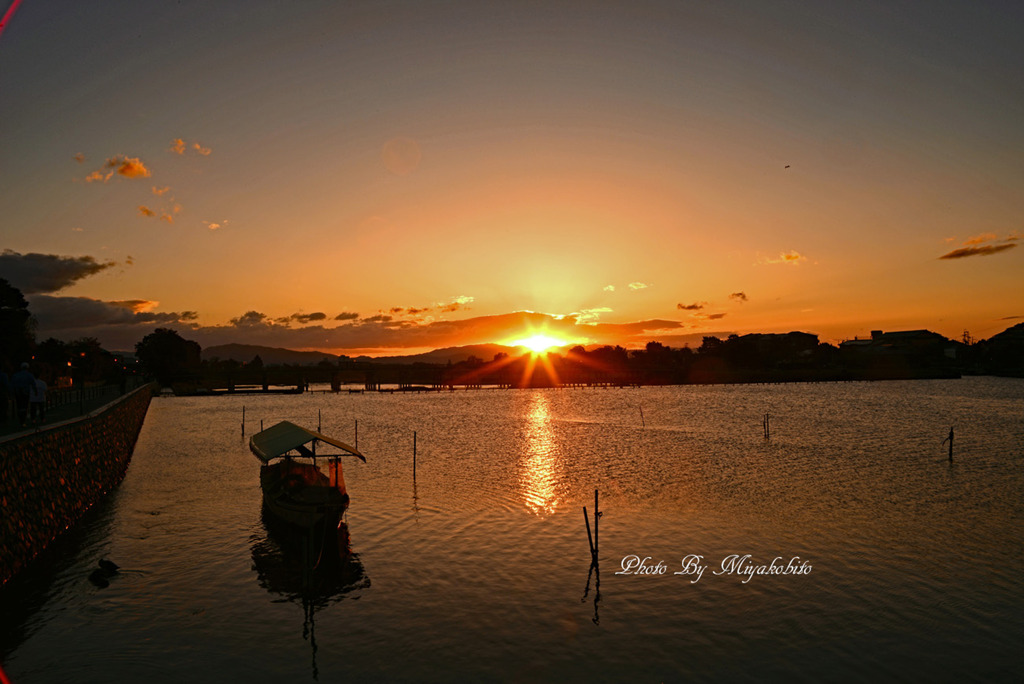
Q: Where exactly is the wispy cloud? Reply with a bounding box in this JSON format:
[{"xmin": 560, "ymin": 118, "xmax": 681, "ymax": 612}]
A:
[
  {"xmin": 603, "ymin": 285, "xmax": 615, "ymax": 292},
  {"xmin": 78, "ymin": 145, "xmax": 207, "ymax": 220},
  {"xmin": 138, "ymin": 203, "xmax": 180, "ymax": 223},
  {"xmin": 349, "ymin": 296, "xmax": 476, "ymax": 324},
  {"xmin": 729, "ymin": 292, "xmax": 748, "ymax": 303},
  {"xmin": 692, "ymin": 311, "xmax": 727, "ymax": 321},
  {"xmin": 628, "ymin": 282, "xmax": 651, "ymax": 290},
  {"xmin": 170, "ymin": 138, "xmax": 212, "ymax": 156},
  {"xmin": 576, "ymin": 307, "xmax": 613, "ymax": 323},
  {"xmin": 116, "ymin": 157, "xmax": 150, "ymax": 178},
  {"xmin": 437, "ymin": 295, "xmax": 474, "ymax": 313},
  {"xmin": 83, "ymin": 155, "xmax": 151, "ymax": 183},
  {"xmin": 0, "ymin": 249, "xmax": 118, "ymax": 294},
  {"xmin": 276, "ymin": 312, "xmax": 327, "ymax": 325},
  {"xmin": 940, "ymin": 244, "xmax": 1016, "ymax": 259},
  {"xmin": 230, "ymin": 311, "xmax": 267, "ymax": 326},
  {"xmin": 677, "ymin": 302, "xmax": 704, "ymax": 311},
  {"xmin": 109, "ymin": 299, "xmax": 159, "ymax": 313},
  {"xmin": 939, "ymin": 233, "xmax": 1019, "ymax": 260},
  {"xmin": 759, "ymin": 250, "xmax": 806, "ymax": 266},
  {"xmin": 964, "ymin": 232, "xmax": 997, "ymax": 246}
]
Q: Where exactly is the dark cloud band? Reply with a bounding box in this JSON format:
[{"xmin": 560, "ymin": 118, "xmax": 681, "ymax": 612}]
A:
[{"xmin": 0, "ymin": 249, "xmax": 117, "ymax": 294}]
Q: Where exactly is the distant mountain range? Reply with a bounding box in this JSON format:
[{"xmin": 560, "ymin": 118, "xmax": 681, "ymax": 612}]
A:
[
  {"xmin": 202, "ymin": 333, "xmax": 739, "ymax": 366},
  {"xmin": 201, "ymin": 342, "xmax": 539, "ymax": 366},
  {"xmin": 202, "ymin": 344, "xmax": 340, "ymax": 365},
  {"xmin": 353, "ymin": 343, "xmax": 533, "ymax": 365}
]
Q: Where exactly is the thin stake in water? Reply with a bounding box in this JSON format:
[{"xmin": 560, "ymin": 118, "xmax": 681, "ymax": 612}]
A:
[{"xmin": 583, "ymin": 506, "xmax": 596, "ymax": 562}]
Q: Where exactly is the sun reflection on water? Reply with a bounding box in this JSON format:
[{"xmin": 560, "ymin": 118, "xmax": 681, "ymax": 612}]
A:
[{"xmin": 518, "ymin": 392, "xmax": 561, "ymax": 515}]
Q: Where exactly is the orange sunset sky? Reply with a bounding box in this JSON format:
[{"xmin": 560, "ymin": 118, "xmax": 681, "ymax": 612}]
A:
[{"xmin": 1, "ymin": 1, "xmax": 1022, "ymax": 355}]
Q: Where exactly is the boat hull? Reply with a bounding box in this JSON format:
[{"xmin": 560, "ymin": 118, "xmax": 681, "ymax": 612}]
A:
[{"xmin": 260, "ymin": 462, "xmax": 349, "ymax": 529}]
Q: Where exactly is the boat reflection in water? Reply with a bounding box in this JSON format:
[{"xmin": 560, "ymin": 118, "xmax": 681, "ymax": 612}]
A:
[{"xmin": 250, "ymin": 508, "xmax": 369, "ymax": 680}]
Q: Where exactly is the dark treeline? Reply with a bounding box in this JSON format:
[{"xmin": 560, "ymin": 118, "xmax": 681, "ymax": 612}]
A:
[
  {"xmin": 1, "ymin": 278, "xmax": 139, "ymax": 390},
  {"xmin": 422, "ymin": 332, "xmax": 962, "ymax": 389},
  {"xmin": 173, "ymin": 326, "xmax": 1023, "ymax": 393},
  {"xmin": 3, "ymin": 277, "xmax": 1022, "ymax": 392}
]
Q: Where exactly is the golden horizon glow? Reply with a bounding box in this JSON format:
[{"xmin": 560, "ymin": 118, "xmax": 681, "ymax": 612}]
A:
[{"xmin": 511, "ymin": 334, "xmax": 569, "ymax": 355}]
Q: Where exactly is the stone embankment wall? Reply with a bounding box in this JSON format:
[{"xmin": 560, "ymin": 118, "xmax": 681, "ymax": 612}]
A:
[{"xmin": 0, "ymin": 385, "xmax": 152, "ymax": 586}]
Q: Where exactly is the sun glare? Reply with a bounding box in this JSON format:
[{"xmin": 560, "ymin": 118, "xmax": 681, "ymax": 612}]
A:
[{"xmin": 512, "ymin": 334, "xmax": 567, "ymax": 354}]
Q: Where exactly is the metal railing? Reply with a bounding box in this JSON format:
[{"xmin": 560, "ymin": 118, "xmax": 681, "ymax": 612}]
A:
[{"xmin": 1, "ymin": 376, "xmax": 150, "ymax": 438}]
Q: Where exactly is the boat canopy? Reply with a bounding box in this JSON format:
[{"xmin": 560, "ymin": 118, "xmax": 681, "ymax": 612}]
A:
[{"xmin": 250, "ymin": 420, "xmax": 366, "ymax": 464}]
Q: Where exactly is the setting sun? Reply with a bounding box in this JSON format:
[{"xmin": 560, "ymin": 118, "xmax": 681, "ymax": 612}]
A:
[{"xmin": 511, "ymin": 334, "xmax": 568, "ymax": 355}]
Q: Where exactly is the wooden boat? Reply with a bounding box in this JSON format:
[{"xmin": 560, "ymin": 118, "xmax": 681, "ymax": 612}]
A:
[{"xmin": 249, "ymin": 421, "xmax": 366, "ymax": 529}]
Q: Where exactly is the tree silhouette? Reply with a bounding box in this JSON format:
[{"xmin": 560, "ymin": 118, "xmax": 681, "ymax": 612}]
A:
[
  {"xmin": 0, "ymin": 278, "xmax": 35, "ymax": 366},
  {"xmin": 67, "ymin": 338, "xmax": 117, "ymax": 382},
  {"xmin": 136, "ymin": 328, "xmax": 201, "ymax": 385}
]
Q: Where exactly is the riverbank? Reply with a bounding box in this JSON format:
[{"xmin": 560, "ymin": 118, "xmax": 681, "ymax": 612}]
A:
[{"xmin": 0, "ymin": 385, "xmax": 153, "ymax": 586}]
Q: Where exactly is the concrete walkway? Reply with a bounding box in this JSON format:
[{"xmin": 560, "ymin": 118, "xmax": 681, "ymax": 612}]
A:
[{"xmin": 0, "ymin": 385, "xmax": 127, "ymax": 441}]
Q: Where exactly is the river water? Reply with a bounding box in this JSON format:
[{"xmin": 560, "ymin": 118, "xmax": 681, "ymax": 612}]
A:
[{"xmin": 2, "ymin": 377, "xmax": 1022, "ymax": 682}]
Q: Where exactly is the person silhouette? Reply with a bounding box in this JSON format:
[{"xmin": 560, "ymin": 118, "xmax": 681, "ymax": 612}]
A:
[
  {"xmin": 11, "ymin": 362, "xmax": 35, "ymax": 428},
  {"xmin": 0, "ymin": 365, "xmax": 10, "ymax": 425},
  {"xmin": 30, "ymin": 374, "xmax": 47, "ymax": 424}
]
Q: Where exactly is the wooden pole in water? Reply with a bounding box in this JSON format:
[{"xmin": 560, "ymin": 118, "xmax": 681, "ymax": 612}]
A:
[
  {"xmin": 583, "ymin": 507, "xmax": 596, "ymax": 562},
  {"xmin": 944, "ymin": 426, "xmax": 954, "ymax": 462},
  {"xmin": 594, "ymin": 489, "xmax": 599, "ymax": 559},
  {"xmin": 318, "ymin": 408, "xmax": 321, "ymax": 433},
  {"xmin": 355, "ymin": 419, "xmax": 358, "ymax": 449},
  {"xmin": 413, "ymin": 431, "xmax": 417, "ymax": 480},
  {"xmin": 639, "ymin": 405, "xmax": 645, "ymax": 428},
  {"xmin": 242, "ymin": 405, "xmax": 245, "ymax": 436}
]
